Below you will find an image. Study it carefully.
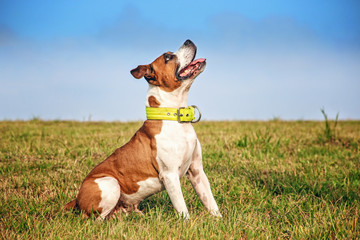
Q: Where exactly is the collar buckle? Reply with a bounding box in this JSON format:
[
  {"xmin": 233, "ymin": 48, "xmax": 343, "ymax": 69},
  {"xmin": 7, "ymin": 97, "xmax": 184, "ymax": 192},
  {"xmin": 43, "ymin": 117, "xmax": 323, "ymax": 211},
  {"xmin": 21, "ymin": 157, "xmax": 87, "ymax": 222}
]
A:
[
  {"xmin": 177, "ymin": 107, "xmax": 186, "ymax": 123},
  {"xmin": 177, "ymin": 105, "xmax": 201, "ymax": 123}
]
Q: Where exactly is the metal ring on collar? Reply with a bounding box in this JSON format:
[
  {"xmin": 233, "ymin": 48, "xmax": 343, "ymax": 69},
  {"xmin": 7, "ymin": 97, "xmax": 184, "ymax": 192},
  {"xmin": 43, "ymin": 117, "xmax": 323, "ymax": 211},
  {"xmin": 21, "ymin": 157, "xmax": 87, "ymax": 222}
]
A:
[{"xmin": 191, "ymin": 105, "xmax": 201, "ymax": 123}]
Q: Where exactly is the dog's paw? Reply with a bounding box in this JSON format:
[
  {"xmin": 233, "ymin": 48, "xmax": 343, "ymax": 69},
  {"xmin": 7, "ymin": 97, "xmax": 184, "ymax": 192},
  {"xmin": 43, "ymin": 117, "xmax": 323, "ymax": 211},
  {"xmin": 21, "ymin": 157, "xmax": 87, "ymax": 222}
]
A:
[
  {"xmin": 209, "ymin": 209, "xmax": 222, "ymax": 218},
  {"xmin": 178, "ymin": 211, "xmax": 190, "ymax": 220}
]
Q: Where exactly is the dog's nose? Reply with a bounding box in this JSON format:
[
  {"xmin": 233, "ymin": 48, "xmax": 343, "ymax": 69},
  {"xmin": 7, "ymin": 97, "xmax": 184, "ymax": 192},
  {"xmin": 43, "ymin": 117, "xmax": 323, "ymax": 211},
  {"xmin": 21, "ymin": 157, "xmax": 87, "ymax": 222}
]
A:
[{"xmin": 184, "ymin": 39, "xmax": 193, "ymax": 46}]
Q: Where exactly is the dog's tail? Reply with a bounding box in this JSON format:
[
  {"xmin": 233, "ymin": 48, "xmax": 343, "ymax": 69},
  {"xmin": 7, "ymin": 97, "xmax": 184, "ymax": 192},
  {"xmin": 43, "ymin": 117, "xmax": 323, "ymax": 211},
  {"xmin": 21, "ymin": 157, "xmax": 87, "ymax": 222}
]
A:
[
  {"xmin": 64, "ymin": 199, "xmax": 77, "ymax": 211},
  {"xmin": 64, "ymin": 199, "xmax": 90, "ymax": 219}
]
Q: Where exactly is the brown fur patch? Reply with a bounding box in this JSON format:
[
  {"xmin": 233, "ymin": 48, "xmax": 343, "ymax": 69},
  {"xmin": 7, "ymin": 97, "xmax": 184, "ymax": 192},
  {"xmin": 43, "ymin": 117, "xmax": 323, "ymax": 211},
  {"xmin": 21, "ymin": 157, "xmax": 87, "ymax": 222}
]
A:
[
  {"xmin": 79, "ymin": 120, "xmax": 162, "ymax": 196},
  {"xmin": 76, "ymin": 178, "xmax": 103, "ymax": 216},
  {"xmin": 131, "ymin": 52, "xmax": 182, "ymax": 92},
  {"xmin": 64, "ymin": 199, "xmax": 76, "ymax": 210},
  {"xmin": 188, "ymin": 167, "xmax": 200, "ymax": 177},
  {"xmin": 151, "ymin": 53, "xmax": 182, "ymax": 92},
  {"xmin": 75, "ymin": 121, "xmax": 162, "ymax": 216},
  {"xmin": 148, "ymin": 96, "xmax": 161, "ymax": 107}
]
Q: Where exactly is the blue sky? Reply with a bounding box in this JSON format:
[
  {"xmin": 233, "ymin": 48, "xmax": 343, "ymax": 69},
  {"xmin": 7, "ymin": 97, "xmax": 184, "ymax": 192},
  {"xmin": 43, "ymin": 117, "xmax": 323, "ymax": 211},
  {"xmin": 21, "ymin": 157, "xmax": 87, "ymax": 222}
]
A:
[{"xmin": 1, "ymin": 0, "xmax": 359, "ymax": 121}]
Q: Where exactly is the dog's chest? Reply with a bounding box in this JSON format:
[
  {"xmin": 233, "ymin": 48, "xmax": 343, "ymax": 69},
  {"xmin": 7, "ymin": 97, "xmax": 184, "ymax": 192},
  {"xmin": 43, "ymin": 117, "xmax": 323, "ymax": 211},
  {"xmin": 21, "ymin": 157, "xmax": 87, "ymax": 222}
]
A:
[
  {"xmin": 155, "ymin": 121, "xmax": 198, "ymax": 176},
  {"xmin": 119, "ymin": 121, "xmax": 197, "ymax": 206}
]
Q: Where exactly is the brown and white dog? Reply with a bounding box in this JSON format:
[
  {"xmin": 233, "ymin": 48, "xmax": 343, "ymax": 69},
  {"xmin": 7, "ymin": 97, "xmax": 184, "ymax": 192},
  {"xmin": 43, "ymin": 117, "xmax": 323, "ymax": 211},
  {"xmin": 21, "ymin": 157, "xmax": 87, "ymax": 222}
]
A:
[{"xmin": 64, "ymin": 39, "xmax": 221, "ymax": 219}]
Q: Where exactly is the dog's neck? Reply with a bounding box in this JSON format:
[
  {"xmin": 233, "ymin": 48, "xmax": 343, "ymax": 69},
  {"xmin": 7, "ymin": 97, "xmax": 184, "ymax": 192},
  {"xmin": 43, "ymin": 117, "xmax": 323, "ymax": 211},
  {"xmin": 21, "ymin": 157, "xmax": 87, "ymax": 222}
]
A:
[{"xmin": 145, "ymin": 80, "xmax": 194, "ymax": 108}]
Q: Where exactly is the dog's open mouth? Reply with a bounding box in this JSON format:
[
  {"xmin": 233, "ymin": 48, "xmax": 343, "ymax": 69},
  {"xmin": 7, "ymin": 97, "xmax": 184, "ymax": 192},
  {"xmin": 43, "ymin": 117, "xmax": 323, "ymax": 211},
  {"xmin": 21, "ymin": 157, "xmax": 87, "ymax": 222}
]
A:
[{"xmin": 177, "ymin": 58, "xmax": 206, "ymax": 80}]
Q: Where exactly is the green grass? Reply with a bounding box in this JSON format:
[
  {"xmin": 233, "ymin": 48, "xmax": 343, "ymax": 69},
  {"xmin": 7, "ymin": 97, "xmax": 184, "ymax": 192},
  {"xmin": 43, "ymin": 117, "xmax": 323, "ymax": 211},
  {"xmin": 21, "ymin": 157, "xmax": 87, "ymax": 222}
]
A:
[{"xmin": 0, "ymin": 120, "xmax": 359, "ymax": 239}]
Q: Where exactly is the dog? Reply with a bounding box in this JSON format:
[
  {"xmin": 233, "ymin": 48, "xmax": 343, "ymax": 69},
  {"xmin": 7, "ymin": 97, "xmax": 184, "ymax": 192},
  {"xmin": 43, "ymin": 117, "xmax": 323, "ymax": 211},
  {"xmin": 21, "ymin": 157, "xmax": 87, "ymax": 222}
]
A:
[{"xmin": 64, "ymin": 39, "xmax": 221, "ymax": 220}]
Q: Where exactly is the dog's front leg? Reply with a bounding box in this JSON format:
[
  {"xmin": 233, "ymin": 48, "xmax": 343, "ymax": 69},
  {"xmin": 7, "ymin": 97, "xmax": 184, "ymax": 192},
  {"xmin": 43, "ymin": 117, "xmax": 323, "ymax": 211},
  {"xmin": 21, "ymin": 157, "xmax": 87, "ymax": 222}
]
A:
[
  {"xmin": 187, "ymin": 140, "xmax": 222, "ymax": 217},
  {"xmin": 160, "ymin": 172, "xmax": 190, "ymax": 219}
]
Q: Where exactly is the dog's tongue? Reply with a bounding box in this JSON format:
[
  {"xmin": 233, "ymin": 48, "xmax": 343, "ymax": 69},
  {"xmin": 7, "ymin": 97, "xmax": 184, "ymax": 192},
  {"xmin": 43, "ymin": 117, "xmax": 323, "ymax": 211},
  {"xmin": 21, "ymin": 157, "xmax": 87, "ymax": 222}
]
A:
[
  {"xmin": 179, "ymin": 58, "xmax": 206, "ymax": 77},
  {"xmin": 191, "ymin": 58, "xmax": 206, "ymax": 65}
]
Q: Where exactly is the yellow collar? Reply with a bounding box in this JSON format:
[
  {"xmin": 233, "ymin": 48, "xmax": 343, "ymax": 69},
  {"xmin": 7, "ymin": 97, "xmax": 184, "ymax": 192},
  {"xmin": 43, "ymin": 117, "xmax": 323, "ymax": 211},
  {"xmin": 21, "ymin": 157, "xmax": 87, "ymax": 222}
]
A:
[{"xmin": 146, "ymin": 105, "xmax": 201, "ymax": 123}]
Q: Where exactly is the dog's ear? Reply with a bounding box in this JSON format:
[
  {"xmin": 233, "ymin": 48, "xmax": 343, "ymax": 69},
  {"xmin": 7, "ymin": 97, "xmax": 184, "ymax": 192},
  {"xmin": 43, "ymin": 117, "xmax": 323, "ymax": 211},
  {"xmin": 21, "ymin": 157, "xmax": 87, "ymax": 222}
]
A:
[
  {"xmin": 130, "ymin": 65, "xmax": 150, "ymax": 79},
  {"xmin": 130, "ymin": 64, "xmax": 160, "ymax": 86}
]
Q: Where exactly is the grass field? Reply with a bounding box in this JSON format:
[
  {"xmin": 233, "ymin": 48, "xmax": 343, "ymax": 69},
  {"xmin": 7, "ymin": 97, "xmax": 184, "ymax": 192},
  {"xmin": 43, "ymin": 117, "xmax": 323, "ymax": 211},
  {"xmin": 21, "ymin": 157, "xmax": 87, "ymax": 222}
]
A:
[{"xmin": 0, "ymin": 119, "xmax": 359, "ymax": 239}]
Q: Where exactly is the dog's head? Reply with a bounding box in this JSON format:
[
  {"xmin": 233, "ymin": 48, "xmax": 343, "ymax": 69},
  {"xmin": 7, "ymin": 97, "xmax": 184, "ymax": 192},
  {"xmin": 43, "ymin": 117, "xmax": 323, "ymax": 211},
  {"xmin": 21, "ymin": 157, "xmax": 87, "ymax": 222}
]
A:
[{"xmin": 130, "ymin": 40, "xmax": 206, "ymax": 92}]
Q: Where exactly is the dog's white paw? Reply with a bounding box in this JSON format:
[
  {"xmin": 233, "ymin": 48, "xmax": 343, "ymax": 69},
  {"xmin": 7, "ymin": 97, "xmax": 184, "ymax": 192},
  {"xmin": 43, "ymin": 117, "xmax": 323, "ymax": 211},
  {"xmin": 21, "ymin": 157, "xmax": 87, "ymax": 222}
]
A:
[
  {"xmin": 210, "ymin": 209, "xmax": 222, "ymax": 218},
  {"xmin": 178, "ymin": 211, "xmax": 190, "ymax": 220}
]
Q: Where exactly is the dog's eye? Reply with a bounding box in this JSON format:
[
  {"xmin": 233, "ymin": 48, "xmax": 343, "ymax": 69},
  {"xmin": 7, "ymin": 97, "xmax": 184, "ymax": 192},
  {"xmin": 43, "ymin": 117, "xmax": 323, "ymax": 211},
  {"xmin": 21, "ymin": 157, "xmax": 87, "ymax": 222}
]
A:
[{"xmin": 164, "ymin": 54, "xmax": 173, "ymax": 63}]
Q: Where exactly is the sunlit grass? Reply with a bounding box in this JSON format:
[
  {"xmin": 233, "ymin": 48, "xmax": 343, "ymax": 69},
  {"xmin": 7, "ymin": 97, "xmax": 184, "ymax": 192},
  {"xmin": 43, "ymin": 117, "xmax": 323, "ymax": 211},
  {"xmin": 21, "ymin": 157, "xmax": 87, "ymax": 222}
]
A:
[{"xmin": 0, "ymin": 120, "xmax": 359, "ymax": 239}]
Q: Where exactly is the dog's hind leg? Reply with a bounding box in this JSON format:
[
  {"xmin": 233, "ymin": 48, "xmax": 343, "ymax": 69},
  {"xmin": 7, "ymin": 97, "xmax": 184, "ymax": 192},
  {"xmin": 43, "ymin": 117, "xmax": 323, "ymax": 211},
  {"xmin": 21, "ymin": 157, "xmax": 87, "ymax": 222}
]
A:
[
  {"xmin": 94, "ymin": 176, "xmax": 121, "ymax": 219},
  {"xmin": 77, "ymin": 176, "xmax": 121, "ymax": 220}
]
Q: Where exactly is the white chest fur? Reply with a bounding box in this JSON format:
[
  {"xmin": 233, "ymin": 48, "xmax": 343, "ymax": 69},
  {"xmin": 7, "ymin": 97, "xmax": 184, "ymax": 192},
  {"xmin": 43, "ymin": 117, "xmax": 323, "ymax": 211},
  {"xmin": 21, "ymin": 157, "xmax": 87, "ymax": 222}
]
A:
[{"xmin": 155, "ymin": 121, "xmax": 198, "ymax": 177}]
